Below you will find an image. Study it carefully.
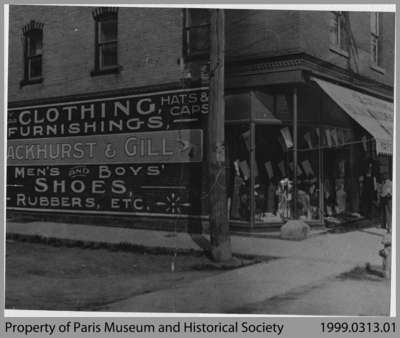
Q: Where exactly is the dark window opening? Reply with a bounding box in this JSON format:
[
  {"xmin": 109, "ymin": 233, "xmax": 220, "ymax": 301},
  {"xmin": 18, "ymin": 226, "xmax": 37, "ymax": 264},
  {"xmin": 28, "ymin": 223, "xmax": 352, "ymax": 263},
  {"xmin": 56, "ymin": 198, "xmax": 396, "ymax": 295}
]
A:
[
  {"xmin": 21, "ymin": 21, "xmax": 44, "ymax": 86},
  {"xmin": 92, "ymin": 8, "xmax": 119, "ymax": 75},
  {"xmin": 330, "ymin": 12, "xmax": 349, "ymax": 55},
  {"xmin": 370, "ymin": 12, "xmax": 382, "ymax": 67}
]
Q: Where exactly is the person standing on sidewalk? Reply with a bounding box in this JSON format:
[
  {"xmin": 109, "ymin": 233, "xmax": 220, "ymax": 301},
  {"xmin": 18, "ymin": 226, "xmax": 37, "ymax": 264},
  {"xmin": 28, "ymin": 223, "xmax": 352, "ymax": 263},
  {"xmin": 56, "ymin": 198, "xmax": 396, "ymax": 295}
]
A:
[
  {"xmin": 361, "ymin": 162, "xmax": 377, "ymax": 219},
  {"xmin": 379, "ymin": 172, "xmax": 392, "ymax": 232}
]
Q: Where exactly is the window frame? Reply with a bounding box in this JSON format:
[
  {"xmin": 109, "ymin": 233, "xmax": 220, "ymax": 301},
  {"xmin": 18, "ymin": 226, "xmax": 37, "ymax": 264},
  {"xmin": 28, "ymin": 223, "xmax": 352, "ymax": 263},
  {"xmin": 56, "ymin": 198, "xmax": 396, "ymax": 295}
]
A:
[
  {"xmin": 329, "ymin": 11, "xmax": 349, "ymax": 58},
  {"xmin": 92, "ymin": 8, "xmax": 120, "ymax": 76},
  {"xmin": 21, "ymin": 22, "xmax": 44, "ymax": 87},
  {"xmin": 370, "ymin": 12, "xmax": 383, "ymax": 70},
  {"xmin": 183, "ymin": 8, "xmax": 210, "ymax": 60}
]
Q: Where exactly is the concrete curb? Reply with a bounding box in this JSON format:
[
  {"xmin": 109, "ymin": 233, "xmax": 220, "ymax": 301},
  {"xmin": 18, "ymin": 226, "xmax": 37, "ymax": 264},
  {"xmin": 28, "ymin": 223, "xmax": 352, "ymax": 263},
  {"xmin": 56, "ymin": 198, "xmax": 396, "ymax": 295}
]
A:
[
  {"xmin": 7, "ymin": 221, "xmax": 385, "ymax": 266},
  {"xmin": 6, "ymin": 232, "xmax": 276, "ymax": 262}
]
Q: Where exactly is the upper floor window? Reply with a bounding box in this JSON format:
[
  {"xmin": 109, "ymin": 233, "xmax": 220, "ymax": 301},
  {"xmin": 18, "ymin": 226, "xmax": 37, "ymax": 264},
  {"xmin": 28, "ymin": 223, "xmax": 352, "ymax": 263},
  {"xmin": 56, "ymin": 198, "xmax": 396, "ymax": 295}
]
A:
[
  {"xmin": 183, "ymin": 9, "xmax": 210, "ymax": 59},
  {"xmin": 330, "ymin": 12, "xmax": 348, "ymax": 56},
  {"xmin": 21, "ymin": 20, "xmax": 44, "ymax": 86},
  {"xmin": 92, "ymin": 7, "xmax": 119, "ymax": 75},
  {"xmin": 370, "ymin": 12, "xmax": 381, "ymax": 67}
]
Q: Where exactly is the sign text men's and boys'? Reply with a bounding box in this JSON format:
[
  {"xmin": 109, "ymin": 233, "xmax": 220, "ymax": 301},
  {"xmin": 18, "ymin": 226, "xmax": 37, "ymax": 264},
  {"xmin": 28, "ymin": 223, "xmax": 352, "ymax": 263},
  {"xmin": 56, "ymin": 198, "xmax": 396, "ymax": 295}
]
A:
[{"xmin": 7, "ymin": 89, "xmax": 208, "ymax": 216}]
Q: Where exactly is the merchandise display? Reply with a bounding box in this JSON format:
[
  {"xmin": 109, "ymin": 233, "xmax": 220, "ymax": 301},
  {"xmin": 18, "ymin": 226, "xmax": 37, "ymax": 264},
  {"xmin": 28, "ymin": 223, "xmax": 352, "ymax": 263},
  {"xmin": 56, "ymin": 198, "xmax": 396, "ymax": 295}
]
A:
[{"xmin": 225, "ymin": 87, "xmax": 392, "ymax": 227}]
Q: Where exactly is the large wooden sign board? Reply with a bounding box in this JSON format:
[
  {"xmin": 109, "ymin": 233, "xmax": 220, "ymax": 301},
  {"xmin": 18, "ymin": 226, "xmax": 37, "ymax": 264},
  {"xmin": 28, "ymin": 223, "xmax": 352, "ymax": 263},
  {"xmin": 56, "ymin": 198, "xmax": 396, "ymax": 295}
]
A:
[{"xmin": 7, "ymin": 87, "xmax": 209, "ymax": 218}]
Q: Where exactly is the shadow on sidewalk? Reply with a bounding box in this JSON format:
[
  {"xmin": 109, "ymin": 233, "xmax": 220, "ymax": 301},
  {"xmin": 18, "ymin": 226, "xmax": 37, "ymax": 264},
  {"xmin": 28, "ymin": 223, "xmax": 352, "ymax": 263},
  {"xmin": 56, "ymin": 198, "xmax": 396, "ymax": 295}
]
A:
[
  {"xmin": 358, "ymin": 228, "xmax": 386, "ymax": 237},
  {"xmin": 187, "ymin": 220, "xmax": 212, "ymax": 255}
]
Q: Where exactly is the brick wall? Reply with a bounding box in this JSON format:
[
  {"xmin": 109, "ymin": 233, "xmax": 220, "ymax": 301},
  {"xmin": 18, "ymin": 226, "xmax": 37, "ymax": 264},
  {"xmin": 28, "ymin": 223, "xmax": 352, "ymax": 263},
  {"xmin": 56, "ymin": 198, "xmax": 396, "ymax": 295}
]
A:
[
  {"xmin": 8, "ymin": 6, "xmax": 183, "ymax": 103},
  {"xmin": 8, "ymin": 6, "xmax": 395, "ymax": 104},
  {"xmin": 299, "ymin": 11, "xmax": 395, "ymax": 87},
  {"xmin": 226, "ymin": 9, "xmax": 301, "ymax": 60},
  {"xmin": 224, "ymin": 9, "xmax": 394, "ymax": 88}
]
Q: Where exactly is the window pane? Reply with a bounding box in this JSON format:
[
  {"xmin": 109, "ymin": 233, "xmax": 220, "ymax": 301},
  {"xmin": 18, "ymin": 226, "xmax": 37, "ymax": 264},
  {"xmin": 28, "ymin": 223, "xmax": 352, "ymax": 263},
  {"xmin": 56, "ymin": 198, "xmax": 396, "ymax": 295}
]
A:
[
  {"xmin": 187, "ymin": 9, "xmax": 209, "ymax": 27},
  {"xmin": 370, "ymin": 12, "xmax": 379, "ymax": 35},
  {"xmin": 297, "ymin": 125, "xmax": 321, "ymax": 221},
  {"xmin": 330, "ymin": 13, "xmax": 339, "ymax": 46},
  {"xmin": 275, "ymin": 93, "xmax": 292, "ymax": 121},
  {"xmin": 188, "ymin": 26, "xmax": 209, "ymax": 55},
  {"xmin": 254, "ymin": 125, "xmax": 294, "ymax": 223},
  {"xmin": 226, "ymin": 124, "xmax": 251, "ymax": 223},
  {"xmin": 27, "ymin": 31, "xmax": 42, "ymax": 56},
  {"xmin": 339, "ymin": 15, "xmax": 347, "ymax": 50},
  {"xmin": 371, "ymin": 36, "xmax": 378, "ymax": 64},
  {"xmin": 29, "ymin": 56, "xmax": 42, "ymax": 78},
  {"xmin": 99, "ymin": 19, "xmax": 117, "ymax": 42},
  {"xmin": 100, "ymin": 43, "xmax": 117, "ymax": 67}
]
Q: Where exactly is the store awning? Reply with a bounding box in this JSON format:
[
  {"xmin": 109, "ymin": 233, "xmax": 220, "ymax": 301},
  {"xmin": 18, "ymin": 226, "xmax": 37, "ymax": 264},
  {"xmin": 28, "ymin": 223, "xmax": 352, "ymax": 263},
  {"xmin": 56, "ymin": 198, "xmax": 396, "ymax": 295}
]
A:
[
  {"xmin": 312, "ymin": 77, "xmax": 393, "ymax": 155},
  {"xmin": 225, "ymin": 91, "xmax": 281, "ymax": 123}
]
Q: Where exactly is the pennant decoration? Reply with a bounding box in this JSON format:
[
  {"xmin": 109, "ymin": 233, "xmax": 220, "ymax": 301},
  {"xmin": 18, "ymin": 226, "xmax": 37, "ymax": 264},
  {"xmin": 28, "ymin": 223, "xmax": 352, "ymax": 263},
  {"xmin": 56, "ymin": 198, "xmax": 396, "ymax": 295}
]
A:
[
  {"xmin": 301, "ymin": 160, "xmax": 314, "ymax": 176},
  {"xmin": 304, "ymin": 132, "xmax": 313, "ymax": 149},
  {"xmin": 233, "ymin": 160, "xmax": 240, "ymax": 176},
  {"xmin": 264, "ymin": 161, "xmax": 274, "ymax": 179},
  {"xmin": 338, "ymin": 160, "xmax": 345, "ymax": 177},
  {"xmin": 289, "ymin": 162, "xmax": 303, "ymax": 177},
  {"xmin": 278, "ymin": 161, "xmax": 286, "ymax": 177},
  {"xmin": 315, "ymin": 127, "xmax": 320, "ymax": 139},
  {"xmin": 361, "ymin": 136, "xmax": 368, "ymax": 152},
  {"xmin": 241, "ymin": 130, "xmax": 251, "ymax": 151},
  {"xmin": 316, "ymin": 127, "xmax": 326, "ymax": 146},
  {"xmin": 331, "ymin": 128, "xmax": 339, "ymax": 147},
  {"xmin": 278, "ymin": 135, "xmax": 288, "ymax": 152},
  {"xmin": 238, "ymin": 160, "xmax": 250, "ymax": 180},
  {"xmin": 297, "ymin": 164, "xmax": 303, "ymax": 176},
  {"xmin": 280, "ymin": 127, "xmax": 293, "ymax": 149},
  {"xmin": 344, "ymin": 129, "xmax": 352, "ymax": 143},
  {"xmin": 325, "ymin": 128, "xmax": 333, "ymax": 147}
]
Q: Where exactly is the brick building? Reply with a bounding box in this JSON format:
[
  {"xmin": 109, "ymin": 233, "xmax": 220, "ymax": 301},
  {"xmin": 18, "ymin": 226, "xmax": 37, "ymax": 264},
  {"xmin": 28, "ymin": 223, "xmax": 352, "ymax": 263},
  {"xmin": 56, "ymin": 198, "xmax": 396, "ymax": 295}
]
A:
[{"xmin": 7, "ymin": 6, "xmax": 395, "ymax": 230}]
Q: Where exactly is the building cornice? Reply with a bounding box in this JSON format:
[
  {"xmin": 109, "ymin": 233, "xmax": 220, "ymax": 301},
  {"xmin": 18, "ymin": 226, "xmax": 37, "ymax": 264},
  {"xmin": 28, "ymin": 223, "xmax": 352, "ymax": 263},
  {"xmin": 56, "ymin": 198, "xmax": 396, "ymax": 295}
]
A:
[{"xmin": 227, "ymin": 53, "xmax": 394, "ymax": 101}]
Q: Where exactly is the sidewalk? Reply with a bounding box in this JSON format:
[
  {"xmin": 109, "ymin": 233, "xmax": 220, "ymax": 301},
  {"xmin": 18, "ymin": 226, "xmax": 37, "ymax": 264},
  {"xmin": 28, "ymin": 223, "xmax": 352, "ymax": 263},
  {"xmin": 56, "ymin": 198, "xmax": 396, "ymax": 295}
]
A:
[
  {"xmin": 7, "ymin": 221, "xmax": 385, "ymax": 265},
  {"xmin": 6, "ymin": 220, "xmax": 387, "ymax": 313},
  {"xmin": 101, "ymin": 258, "xmax": 356, "ymax": 313}
]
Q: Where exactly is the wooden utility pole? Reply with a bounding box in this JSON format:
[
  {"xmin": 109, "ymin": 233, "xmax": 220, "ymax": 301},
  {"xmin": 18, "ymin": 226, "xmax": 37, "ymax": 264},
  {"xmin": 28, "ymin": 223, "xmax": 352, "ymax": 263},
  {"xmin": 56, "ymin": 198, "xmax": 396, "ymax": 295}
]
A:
[{"xmin": 208, "ymin": 9, "xmax": 232, "ymax": 262}]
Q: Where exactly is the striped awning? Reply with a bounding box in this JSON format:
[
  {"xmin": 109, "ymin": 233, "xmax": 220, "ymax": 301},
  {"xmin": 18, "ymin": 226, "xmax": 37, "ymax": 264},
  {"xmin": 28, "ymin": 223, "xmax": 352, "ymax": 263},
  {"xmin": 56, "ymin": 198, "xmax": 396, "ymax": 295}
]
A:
[{"xmin": 313, "ymin": 77, "xmax": 393, "ymax": 155}]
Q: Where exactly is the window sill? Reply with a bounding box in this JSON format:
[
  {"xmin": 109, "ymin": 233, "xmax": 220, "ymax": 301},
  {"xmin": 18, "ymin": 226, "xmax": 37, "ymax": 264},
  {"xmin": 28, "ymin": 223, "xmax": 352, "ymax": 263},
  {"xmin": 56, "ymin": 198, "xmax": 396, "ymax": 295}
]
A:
[
  {"xmin": 370, "ymin": 64, "xmax": 385, "ymax": 75},
  {"xmin": 329, "ymin": 45, "xmax": 349, "ymax": 58},
  {"xmin": 91, "ymin": 65, "xmax": 122, "ymax": 76},
  {"xmin": 20, "ymin": 77, "xmax": 43, "ymax": 87}
]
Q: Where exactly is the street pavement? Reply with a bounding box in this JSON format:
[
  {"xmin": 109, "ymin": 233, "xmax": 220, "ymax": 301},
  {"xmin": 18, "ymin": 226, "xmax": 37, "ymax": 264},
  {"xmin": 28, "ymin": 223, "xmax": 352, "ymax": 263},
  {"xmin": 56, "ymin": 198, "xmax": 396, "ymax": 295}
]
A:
[
  {"xmin": 7, "ymin": 221, "xmax": 388, "ymax": 313},
  {"xmin": 100, "ymin": 258, "xmax": 356, "ymax": 313}
]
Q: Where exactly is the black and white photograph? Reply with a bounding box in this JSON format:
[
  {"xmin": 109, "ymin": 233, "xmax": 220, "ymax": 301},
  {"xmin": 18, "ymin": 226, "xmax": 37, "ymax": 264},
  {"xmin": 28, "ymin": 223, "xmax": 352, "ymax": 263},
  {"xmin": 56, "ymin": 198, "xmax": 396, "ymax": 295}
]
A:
[{"xmin": 4, "ymin": 4, "xmax": 395, "ymax": 316}]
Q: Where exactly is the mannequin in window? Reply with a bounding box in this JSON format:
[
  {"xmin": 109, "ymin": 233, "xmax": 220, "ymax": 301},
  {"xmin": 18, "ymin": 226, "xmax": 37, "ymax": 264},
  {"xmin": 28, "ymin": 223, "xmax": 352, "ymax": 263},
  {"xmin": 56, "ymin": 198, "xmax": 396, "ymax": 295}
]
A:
[
  {"xmin": 297, "ymin": 180, "xmax": 310, "ymax": 220},
  {"xmin": 266, "ymin": 177, "xmax": 277, "ymax": 215},
  {"xmin": 277, "ymin": 178, "xmax": 292, "ymax": 218},
  {"xmin": 335, "ymin": 182, "xmax": 347, "ymax": 214}
]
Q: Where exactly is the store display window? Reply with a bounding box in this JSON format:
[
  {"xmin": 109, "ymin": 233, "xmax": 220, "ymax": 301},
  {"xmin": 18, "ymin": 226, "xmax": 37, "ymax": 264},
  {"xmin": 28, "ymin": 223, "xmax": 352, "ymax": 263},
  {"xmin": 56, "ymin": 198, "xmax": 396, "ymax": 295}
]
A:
[
  {"xmin": 225, "ymin": 88, "xmax": 298, "ymax": 227},
  {"xmin": 254, "ymin": 125, "xmax": 294, "ymax": 223},
  {"xmin": 296, "ymin": 125, "xmax": 321, "ymax": 221},
  {"xmin": 226, "ymin": 124, "xmax": 251, "ymax": 224},
  {"xmin": 225, "ymin": 83, "xmax": 391, "ymax": 228}
]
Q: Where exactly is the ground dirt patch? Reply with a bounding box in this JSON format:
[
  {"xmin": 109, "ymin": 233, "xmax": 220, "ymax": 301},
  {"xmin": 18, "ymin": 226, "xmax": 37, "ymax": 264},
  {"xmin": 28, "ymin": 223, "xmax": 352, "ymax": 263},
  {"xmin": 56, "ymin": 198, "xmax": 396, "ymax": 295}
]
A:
[{"xmin": 6, "ymin": 240, "xmax": 231, "ymax": 311}]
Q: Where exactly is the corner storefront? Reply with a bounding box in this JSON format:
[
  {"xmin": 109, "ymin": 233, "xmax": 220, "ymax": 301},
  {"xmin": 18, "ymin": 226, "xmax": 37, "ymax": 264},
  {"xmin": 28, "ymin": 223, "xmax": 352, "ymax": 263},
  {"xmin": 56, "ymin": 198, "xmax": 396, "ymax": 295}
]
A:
[
  {"xmin": 225, "ymin": 77, "xmax": 393, "ymax": 229},
  {"xmin": 6, "ymin": 77, "xmax": 393, "ymax": 231}
]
